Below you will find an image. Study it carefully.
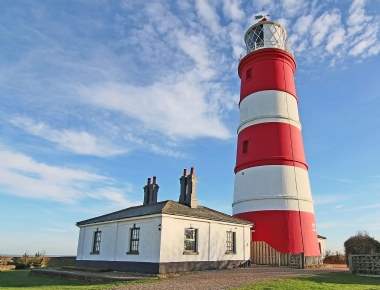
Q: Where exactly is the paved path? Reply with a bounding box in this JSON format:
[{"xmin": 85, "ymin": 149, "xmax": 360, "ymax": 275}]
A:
[{"xmin": 114, "ymin": 266, "xmax": 348, "ymax": 290}]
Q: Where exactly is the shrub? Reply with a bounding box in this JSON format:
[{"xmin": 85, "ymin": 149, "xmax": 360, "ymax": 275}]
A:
[
  {"xmin": 14, "ymin": 252, "xmax": 49, "ymax": 269},
  {"xmin": 344, "ymin": 231, "xmax": 380, "ymax": 264},
  {"xmin": 0, "ymin": 256, "xmax": 14, "ymax": 266},
  {"xmin": 323, "ymin": 251, "xmax": 346, "ymax": 264}
]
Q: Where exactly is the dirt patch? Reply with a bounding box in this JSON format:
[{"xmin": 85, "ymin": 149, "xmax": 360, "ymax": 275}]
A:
[{"xmin": 113, "ymin": 266, "xmax": 348, "ymax": 290}]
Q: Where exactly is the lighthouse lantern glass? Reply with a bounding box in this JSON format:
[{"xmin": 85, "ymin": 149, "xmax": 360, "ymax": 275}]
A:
[{"xmin": 244, "ymin": 21, "xmax": 288, "ymax": 54}]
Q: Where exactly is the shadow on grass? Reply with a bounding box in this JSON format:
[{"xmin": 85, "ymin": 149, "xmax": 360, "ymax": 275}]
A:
[
  {"xmin": 0, "ymin": 270, "xmax": 143, "ymax": 289},
  {"xmin": 299, "ymin": 272, "xmax": 380, "ymax": 286}
]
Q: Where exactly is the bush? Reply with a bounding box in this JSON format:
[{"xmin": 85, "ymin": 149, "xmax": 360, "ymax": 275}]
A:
[
  {"xmin": 14, "ymin": 252, "xmax": 49, "ymax": 269},
  {"xmin": 344, "ymin": 231, "xmax": 380, "ymax": 264},
  {"xmin": 323, "ymin": 251, "xmax": 346, "ymax": 264},
  {"xmin": 0, "ymin": 256, "xmax": 14, "ymax": 266}
]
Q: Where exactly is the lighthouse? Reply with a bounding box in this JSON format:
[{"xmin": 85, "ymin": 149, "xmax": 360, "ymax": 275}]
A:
[{"xmin": 233, "ymin": 18, "xmax": 320, "ymax": 263}]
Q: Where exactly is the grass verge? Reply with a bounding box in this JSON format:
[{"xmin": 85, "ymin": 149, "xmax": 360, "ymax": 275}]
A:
[
  {"xmin": 0, "ymin": 270, "xmax": 153, "ymax": 290},
  {"xmin": 237, "ymin": 272, "xmax": 380, "ymax": 290}
]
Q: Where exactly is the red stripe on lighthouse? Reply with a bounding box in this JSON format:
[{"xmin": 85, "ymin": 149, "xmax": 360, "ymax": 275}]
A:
[
  {"xmin": 234, "ymin": 210, "xmax": 320, "ymax": 256},
  {"xmin": 235, "ymin": 122, "xmax": 307, "ymax": 173},
  {"xmin": 238, "ymin": 48, "xmax": 297, "ymax": 103}
]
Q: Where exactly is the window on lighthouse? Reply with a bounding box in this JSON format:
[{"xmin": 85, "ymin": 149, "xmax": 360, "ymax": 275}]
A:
[
  {"xmin": 246, "ymin": 68, "xmax": 252, "ymax": 79},
  {"xmin": 242, "ymin": 140, "xmax": 249, "ymax": 154}
]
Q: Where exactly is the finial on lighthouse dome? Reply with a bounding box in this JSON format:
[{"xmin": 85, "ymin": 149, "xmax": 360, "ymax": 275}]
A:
[{"xmin": 244, "ymin": 16, "xmax": 288, "ymax": 54}]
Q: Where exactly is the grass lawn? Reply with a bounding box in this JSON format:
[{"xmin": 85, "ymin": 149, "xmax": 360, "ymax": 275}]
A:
[
  {"xmin": 237, "ymin": 272, "xmax": 380, "ymax": 290},
  {"xmin": 0, "ymin": 270, "xmax": 151, "ymax": 290}
]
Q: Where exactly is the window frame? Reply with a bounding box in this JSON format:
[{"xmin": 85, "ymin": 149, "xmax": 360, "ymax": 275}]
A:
[
  {"xmin": 183, "ymin": 228, "xmax": 198, "ymax": 255},
  {"xmin": 127, "ymin": 224, "xmax": 140, "ymax": 255},
  {"xmin": 226, "ymin": 231, "xmax": 236, "ymax": 254},
  {"xmin": 91, "ymin": 229, "xmax": 102, "ymax": 255}
]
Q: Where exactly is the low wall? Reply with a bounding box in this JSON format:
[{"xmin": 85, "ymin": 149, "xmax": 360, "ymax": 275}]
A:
[{"xmin": 349, "ymin": 254, "xmax": 380, "ymax": 275}]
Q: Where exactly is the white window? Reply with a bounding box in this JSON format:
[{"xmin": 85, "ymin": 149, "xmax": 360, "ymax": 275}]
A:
[
  {"xmin": 226, "ymin": 231, "xmax": 236, "ymax": 254},
  {"xmin": 184, "ymin": 228, "xmax": 198, "ymax": 254},
  {"xmin": 127, "ymin": 224, "xmax": 140, "ymax": 255},
  {"xmin": 91, "ymin": 229, "xmax": 101, "ymax": 254}
]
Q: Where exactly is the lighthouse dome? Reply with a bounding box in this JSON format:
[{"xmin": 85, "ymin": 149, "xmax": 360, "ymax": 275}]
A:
[{"xmin": 244, "ymin": 18, "xmax": 288, "ymax": 54}]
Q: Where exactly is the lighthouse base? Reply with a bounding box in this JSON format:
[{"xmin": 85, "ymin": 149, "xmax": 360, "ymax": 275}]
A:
[{"xmin": 234, "ymin": 210, "xmax": 321, "ymax": 258}]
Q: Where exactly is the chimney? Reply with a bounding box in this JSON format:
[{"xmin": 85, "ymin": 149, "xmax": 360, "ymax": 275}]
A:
[
  {"xmin": 143, "ymin": 176, "xmax": 159, "ymax": 206},
  {"xmin": 179, "ymin": 167, "xmax": 198, "ymax": 208},
  {"xmin": 179, "ymin": 169, "xmax": 187, "ymax": 204}
]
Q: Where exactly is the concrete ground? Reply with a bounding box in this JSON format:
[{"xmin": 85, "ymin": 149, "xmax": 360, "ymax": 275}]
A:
[{"xmin": 114, "ymin": 265, "xmax": 348, "ymax": 290}]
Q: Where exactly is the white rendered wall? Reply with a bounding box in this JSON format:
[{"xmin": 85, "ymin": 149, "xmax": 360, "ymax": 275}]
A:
[
  {"xmin": 76, "ymin": 215, "xmax": 162, "ymax": 263},
  {"xmin": 233, "ymin": 165, "xmax": 315, "ymax": 214},
  {"xmin": 159, "ymin": 215, "xmax": 251, "ymax": 263},
  {"xmin": 76, "ymin": 214, "xmax": 251, "ymax": 263},
  {"xmin": 239, "ymin": 90, "xmax": 300, "ymax": 132},
  {"xmin": 318, "ymin": 238, "xmax": 327, "ymax": 260}
]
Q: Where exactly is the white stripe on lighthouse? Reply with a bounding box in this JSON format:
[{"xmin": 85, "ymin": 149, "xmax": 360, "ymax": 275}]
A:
[
  {"xmin": 238, "ymin": 90, "xmax": 300, "ymax": 133},
  {"xmin": 233, "ymin": 198, "xmax": 315, "ymax": 215},
  {"xmin": 233, "ymin": 165, "xmax": 314, "ymax": 214}
]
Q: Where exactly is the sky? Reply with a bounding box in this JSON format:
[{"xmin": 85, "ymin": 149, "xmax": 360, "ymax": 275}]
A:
[{"xmin": 0, "ymin": 0, "xmax": 380, "ymax": 255}]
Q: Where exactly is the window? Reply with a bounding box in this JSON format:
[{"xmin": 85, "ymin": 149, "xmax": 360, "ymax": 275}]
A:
[
  {"xmin": 246, "ymin": 68, "xmax": 252, "ymax": 79},
  {"xmin": 226, "ymin": 231, "xmax": 236, "ymax": 254},
  {"xmin": 184, "ymin": 228, "xmax": 198, "ymax": 254},
  {"xmin": 128, "ymin": 224, "xmax": 140, "ymax": 254},
  {"xmin": 91, "ymin": 229, "xmax": 101, "ymax": 254},
  {"xmin": 242, "ymin": 140, "xmax": 249, "ymax": 154}
]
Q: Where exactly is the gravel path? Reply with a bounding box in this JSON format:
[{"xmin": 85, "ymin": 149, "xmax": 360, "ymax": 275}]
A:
[{"xmin": 113, "ymin": 266, "xmax": 348, "ymax": 290}]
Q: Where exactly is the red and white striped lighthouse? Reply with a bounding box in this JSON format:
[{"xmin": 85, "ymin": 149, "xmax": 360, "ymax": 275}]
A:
[{"xmin": 233, "ymin": 18, "xmax": 320, "ymax": 258}]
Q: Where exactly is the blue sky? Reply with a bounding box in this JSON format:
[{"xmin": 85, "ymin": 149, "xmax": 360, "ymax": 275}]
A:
[{"xmin": 0, "ymin": 0, "xmax": 380, "ymax": 255}]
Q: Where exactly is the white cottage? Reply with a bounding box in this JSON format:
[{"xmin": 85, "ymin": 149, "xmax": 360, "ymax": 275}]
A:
[{"xmin": 76, "ymin": 168, "xmax": 252, "ymax": 274}]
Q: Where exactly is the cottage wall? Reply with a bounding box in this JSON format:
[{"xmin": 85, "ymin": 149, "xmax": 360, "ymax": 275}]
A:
[
  {"xmin": 76, "ymin": 215, "xmax": 162, "ymax": 263},
  {"xmin": 159, "ymin": 214, "xmax": 251, "ymax": 263},
  {"xmin": 76, "ymin": 213, "xmax": 251, "ymax": 273}
]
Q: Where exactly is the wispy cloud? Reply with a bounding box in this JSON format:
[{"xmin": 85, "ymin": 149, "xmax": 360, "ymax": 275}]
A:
[
  {"xmin": 10, "ymin": 116, "xmax": 126, "ymax": 157},
  {"xmin": 314, "ymin": 193, "xmax": 348, "ymax": 206},
  {"xmin": 195, "ymin": 0, "xmax": 222, "ymax": 34},
  {"xmin": 0, "ymin": 146, "xmax": 134, "ymax": 207},
  {"xmin": 1, "ymin": 1, "xmax": 379, "ymax": 160}
]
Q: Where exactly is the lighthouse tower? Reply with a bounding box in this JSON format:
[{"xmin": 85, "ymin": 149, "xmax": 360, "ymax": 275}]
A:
[{"xmin": 233, "ymin": 18, "xmax": 320, "ymax": 261}]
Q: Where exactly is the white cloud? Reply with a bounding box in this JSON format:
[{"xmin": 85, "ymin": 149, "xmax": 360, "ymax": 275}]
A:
[
  {"xmin": 325, "ymin": 27, "xmax": 345, "ymax": 53},
  {"xmin": 346, "ymin": 0, "xmax": 380, "ymax": 58},
  {"xmin": 10, "ymin": 117, "xmax": 126, "ymax": 157},
  {"xmin": 310, "ymin": 10, "xmax": 342, "ymax": 48},
  {"xmin": 283, "ymin": 0, "xmax": 380, "ymax": 62},
  {"xmin": 347, "ymin": 0, "xmax": 371, "ymax": 33},
  {"xmin": 227, "ymin": 22, "xmax": 245, "ymax": 59},
  {"xmin": 223, "ymin": 0, "xmax": 245, "ymax": 21},
  {"xmin": 281, "ymin": 0, "xmax": 307, "ymax": 17},
  {"xmin": 0, "ymin": 146, "xmax": 133, "ymax": 206},
  {"xmin": 176, "ymin": 33, "xmax": 216, "ymax": 79},
  {"xmin": 293, "ymin": 15, "xmax": 313, "ymax": 36},
  {"xmin": 78, "ymin": 72, "xmax": 231, "ymax": 140},
  {"xmin": 195, "ymin": 0, "xmax": 222, "ymax": 33}
]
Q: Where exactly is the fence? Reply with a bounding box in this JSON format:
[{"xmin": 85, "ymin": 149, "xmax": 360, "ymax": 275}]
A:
[
  {"xmin": 349, "ymin": 254, "xmax": 380, "ymax": 275},
  {"xmin": 251, "ymin": 241, "xmax": 304, "ymax": 268}
]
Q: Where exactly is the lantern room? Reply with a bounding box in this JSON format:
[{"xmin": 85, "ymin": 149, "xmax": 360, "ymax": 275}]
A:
[{"xmin": 244, "ymin": 18, "xmax": 288, "ymax": 54}]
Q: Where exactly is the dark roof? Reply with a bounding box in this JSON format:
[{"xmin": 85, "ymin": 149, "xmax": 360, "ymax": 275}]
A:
[
  {"xmin": 317, "ymin": 234, "xmax": 327, "ymax": 239},
  {"xmin": 76, "ymin": 200, "xmax": 252, "ymax": 226}
]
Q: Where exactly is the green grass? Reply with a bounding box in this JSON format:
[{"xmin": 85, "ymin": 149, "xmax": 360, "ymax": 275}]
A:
[
  {"xmin": 237, "ymin": 272, "xmax": 380, "ymax": 290},
  {"xmin": 0, "ymin": 270, "xmax": 151, "ymax": 290}
]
